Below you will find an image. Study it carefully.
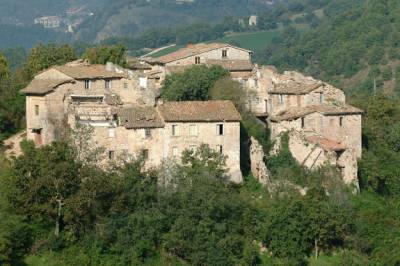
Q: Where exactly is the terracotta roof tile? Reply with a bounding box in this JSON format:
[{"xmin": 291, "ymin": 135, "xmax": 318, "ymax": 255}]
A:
[
  {"xmin": 206, "ymin": 60, "xmax": 254, "ymax": 71},
  {"xmin": 306, "ymin": 135, "xmax": 346, "ymax": 151},
  {"xmin": 153, "ymin": 43, "xmax": 252, "ymax": 64},
  {"xmin": 118, "ymin": 106, "xmax": 164, "ymax": 129},
  {"xmin": 54, "ymin": 64, "xmax": 126, "ymax": 79},
  {"xmin": 158, "ymin": 100, "xmax": 242, "ymax": 122},
  {"xmin": 270, "ymin": 104, "xmax": 363, "ymax": 122},
  {"xmin": 21, "ymin": 79, "xmax": 74, "ymax": 95},
  {"xmin": 270, "ymin": 80, "xmax": 323, "ymax": 95}
]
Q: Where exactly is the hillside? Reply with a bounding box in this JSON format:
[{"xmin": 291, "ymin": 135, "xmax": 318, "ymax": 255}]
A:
[
  {"xmin": 0, "ymin": 0, "xmax": 274, "ymax": 48},
  {"xmin": 258, "ymin": 0, "xmax": 400, "ymax": 94}
]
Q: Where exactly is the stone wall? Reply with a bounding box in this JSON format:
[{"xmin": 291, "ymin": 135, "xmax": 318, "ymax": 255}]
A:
[{"xmin": 166, "ymin": 47, "xmax": 251, "ymax": 67}]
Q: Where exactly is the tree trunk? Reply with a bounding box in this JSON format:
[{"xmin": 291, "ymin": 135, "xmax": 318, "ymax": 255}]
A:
[
  {"xmin": 55, "ymin": 199, "xmax": 62, "ymax": 237},
  {"xmin": 314, "ymin": 238, "xmax": 319, "ymax": 259}
]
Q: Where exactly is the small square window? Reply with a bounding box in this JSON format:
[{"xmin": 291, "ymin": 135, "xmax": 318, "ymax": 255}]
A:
[
  {"xmin": 85, "ymin": 80, "xmax": 90, "ymax": 90},
  {"xmin": 141, "ymin": 149, "xmax": 149, "ymax": 160},
  {"xmin": 172, "ymin": 125, "xmax": 179, "ymax": 136},
  {"xmin": 105, "ymin": 80, "xmax": 111, "ymax": 89},
  {"xmin": 189, "ymin": 124, "xmax": 198, "ymax": 136},
  {"xmin": 108, "ymin": 150, "xmax": 115, "ymax": 160},
  {"xmin": 144, "ymin": 128, "xmax": 151, "ymax": 138},
  {"xmin": 217, "ymin": 124, "xmax": 224, "ymax": 136},
  {"xmin": 34, "ymin": 105, "xmax": 39, "ymax": 116}
]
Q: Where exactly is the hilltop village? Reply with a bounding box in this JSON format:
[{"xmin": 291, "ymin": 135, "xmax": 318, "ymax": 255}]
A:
[{"xmin": 21, "ymin": 43, "xmax": 362, "ymax": 189}]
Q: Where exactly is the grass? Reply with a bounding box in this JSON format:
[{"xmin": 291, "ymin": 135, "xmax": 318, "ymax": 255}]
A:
[
  {"xmin": 216, "ymin": 30, "xmax": 280, "ymax": 52},
  {"xmin": 148, "ymin": 29, "xmax": 281, "ymax": 58}
]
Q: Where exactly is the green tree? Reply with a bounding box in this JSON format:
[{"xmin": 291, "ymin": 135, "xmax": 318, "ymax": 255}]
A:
[
  {"xmin": 0, "ymin": 53, "xmax": 9, "ymax": 80},
  {"xmin": 209, "ymin": 77, "xmax": 247, "ymax": 113},
  {"xmin": 83, "ymin": 45, "xmax": 126, "ymax": 66},
  {"xmin": 25, "ymin": 43, "xmax": 76, "ymax": 77},
  {"xmin": 161, "ymin": 65, "xmax": 228, "ymax": 101}
]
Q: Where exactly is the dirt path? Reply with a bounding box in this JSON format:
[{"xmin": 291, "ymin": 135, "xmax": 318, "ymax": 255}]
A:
[
  {"xmin": 140, "ymin": 44, "xmax": 176, "ymax": 58},
  {"xmin": 3, "ymin": 130, "xmax": 26, "ymax": 158}
]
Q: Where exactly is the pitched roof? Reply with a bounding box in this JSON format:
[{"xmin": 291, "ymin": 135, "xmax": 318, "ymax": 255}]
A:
[
  {"xmin": 306, "ymin": 135, "xmax": 346, "ymax": 152},
  {"xmin": 270, "ymin": 104, "xmax": 363, "ymax": 122},
  {"xmin": 54, "ymin": 64, "xmax": 126, "ymax": 79},
  {"xmin": 118, "ymin": 106, "xmax": 164, "ymax": 129},
  {"xmin": 153, "ymin": 43, "xmax": 252, "ymax": 64},
  {"xmin": 21, "ymin": 79, "xmax": 74, "ymax": 95},
  {"xmin": 206, "ymin": 60, "xmax": 254, "ymax": 71},
  {"xmin": 269, "ymin": 80, "xmax": 324, "ymax": 95},
  {"xmin": 158, "ymin": 100, "xmax": 242, "ymax": 122}
]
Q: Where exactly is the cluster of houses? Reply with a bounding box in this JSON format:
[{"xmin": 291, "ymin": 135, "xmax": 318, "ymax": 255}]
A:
[{"xmin": 21, "ymin": 42, "xmax": 362, "ymax": 188}]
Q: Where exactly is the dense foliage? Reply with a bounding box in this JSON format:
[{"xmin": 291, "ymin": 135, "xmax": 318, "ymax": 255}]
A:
[{"xmin": 259, "ymin": 0, "xmax": 400, "ymax": 94}]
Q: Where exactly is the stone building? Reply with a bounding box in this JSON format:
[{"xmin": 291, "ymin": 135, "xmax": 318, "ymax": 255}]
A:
[
  {"xmin": 22, "ymin": 61, "xmax": 243, "ymax": 183},
  {"xmin": 141, "ymin": 43, "xmax": 254, "ymax": 83},
  {"xmin": 253, "ymin": 69, "xmax": 364, "ymax": 188},
  {"xmin": 34, "ymin": 16, "xmax": 61, "ymax": 28}
]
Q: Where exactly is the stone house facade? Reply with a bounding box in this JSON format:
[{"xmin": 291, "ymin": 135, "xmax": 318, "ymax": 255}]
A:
[
  {"xmin": 259, "ymin": 70, "xmax": 363, "ymax": 188},
  {"xmin": 22, "ymin": 61, "xmax": 243, "ymax": 183},
  {"xmin": 141, "ymin": 43, "xmax": 254, "ymax": 84}
]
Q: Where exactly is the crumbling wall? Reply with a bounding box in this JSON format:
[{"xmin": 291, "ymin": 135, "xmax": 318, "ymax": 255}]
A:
[{"xmin": 250, "ymin": 137, "xmax": 271, "ymax": 187}]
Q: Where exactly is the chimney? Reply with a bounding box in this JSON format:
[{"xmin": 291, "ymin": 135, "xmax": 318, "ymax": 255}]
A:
[{"xmin": 106, "ymin": 62, "xmax": 114, "ymax": 71}]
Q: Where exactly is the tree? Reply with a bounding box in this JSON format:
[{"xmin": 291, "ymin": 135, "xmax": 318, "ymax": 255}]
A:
[
  {"xmin": 209, "ymin": 77, "xmax": 247, "ymax": 113},
  {"xmin": 83, "ymin": 45, "xmax": 126, "ymax": 66},
  {"xmin": 0, "ymin": 53, "xmax": 9, "ymax": 80},
  {"xmin": 25, "ymin": 43, "xmax": 76, "ymax": 77},
  {"xmin": 161, "ymin": 65, "xmax": 228, "ymax": 101}
]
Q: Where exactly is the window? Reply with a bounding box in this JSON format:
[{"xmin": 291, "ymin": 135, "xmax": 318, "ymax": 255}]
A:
[
  {"xmin": 301, "ymin": 117, "xmax": 305, "ymax": 128},
  {"xmin": 105, "ymin": 80, "xmax": 111, "ymax": 89},
  {"xmin": 319, "ymin": 92, "xmax": 324, "ymax": 103},
  {"xmin": 172, "ymin": 147, "xmax": 179, "ymax": 157},
  {"xmin": 108, "ymin": 150, "xmax": 115, "ymax": 160},
  {"xmin": 189, "ymin": 124, "xmax": 198, "ymax": 136},
  {"xmin": 34, "ymin": 105, "xmax": 39, "ymax": 116},
  {"xmin": 84, "ymin": 80, "xmax": 90, "ymax": 90},
  {"xmin": 339, "ymin": 166, "xmax": 345, "ymax": 176},
  {"xmin": 217, "ymin": 124, "xmax": 224, "ymax": 136},
  {"xmin": 195, "ymin": 56, "xmax": 201, "ymax": 64},
  {"xmin": 217, "ymin": 145, "xmax": 223, "ymax": 154},
  {"xmin": 144, "ymin": 128, "xmax": 151, "ymax": 138},
  {"xmin": 339, "ymin": 117, "xmax": 344, "ymax": 127},
  {"xmin": 141, "ymin": 149, "xmax": 149, "ymax": 160},
  {"xmin": 222, "ymin": 50, "xmax": 227, "ymax": 58},
  {"xmin": 172, "ymin": 125, "xmax": 179, "ymax": 136},
  {"xmin": 108, "ymin": 128, "xmax": 116, "ymax": 138},
  {"xmin": 124, "ymin": 82, "xmax": 128, "ymax": 89}
]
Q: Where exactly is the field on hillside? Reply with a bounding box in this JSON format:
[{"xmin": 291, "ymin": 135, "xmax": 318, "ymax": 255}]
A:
[{"xmin": 216, "ymin": 30, "xmax": 280, "ymax": 52}]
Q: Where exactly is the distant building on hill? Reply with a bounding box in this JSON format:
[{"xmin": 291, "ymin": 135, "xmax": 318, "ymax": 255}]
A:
[
  {"xmin": 34, "ymin": 16, "xmax": 61, "ymax": 28},
  {"xmin": 249, "ymin": 15, "xmax": 258, "ymax": 26}
]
